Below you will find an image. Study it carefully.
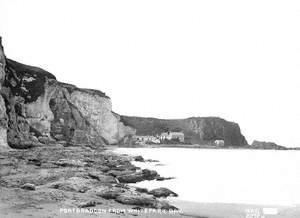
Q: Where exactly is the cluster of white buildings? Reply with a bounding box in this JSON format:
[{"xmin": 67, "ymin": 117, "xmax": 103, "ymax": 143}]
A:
[{"xmin": 133, "ymin": 131, "xmax": 185, "ymax": 145}]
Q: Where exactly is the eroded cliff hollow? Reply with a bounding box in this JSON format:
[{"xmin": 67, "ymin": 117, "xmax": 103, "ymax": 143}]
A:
[
  {"xmin": 121, "ymin": 116, "xmax": 248, "ymax": 146},
  {"xmin": 0, "ymin": 38, "xmax": 135, "ymax": 148}
]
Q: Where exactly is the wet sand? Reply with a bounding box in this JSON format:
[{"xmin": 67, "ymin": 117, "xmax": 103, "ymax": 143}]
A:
[{"xmin": 171, "ymin": 199, "xmax": 300, "ymax": 218}]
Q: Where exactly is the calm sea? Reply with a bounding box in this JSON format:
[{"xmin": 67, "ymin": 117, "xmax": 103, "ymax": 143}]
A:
[{"xmin": 114, "ymin": 147, "xmax": 300, "ymax": 206}]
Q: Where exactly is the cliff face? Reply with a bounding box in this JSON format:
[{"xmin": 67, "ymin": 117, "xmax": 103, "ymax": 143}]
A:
[
  {"xmin": 0, "ymin": 38, "xmax": 135, "ymax": 148},
  {"xmin": 49, "ymin": 83, "xmax": 135, "ymax": 146},
  {"xmin": 0, "ymin": 38, "xmax": 8, "ymax": 148},
  {"xmin": 0, "ymin": 38, "xmax": 248, "ymax": 148},
  {"xmin": 121, "ymin": 116, "xmax": 248, "ymax": 146}
]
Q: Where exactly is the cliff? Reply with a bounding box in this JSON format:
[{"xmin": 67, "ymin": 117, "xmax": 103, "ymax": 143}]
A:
[
  {"xmin": 121, "ymin": 116, "xmax": 248, "ymax": 146},
  {"xmin": 0, "ymin": 38, "xmax": 8, "ymax": 148},
  {"xmin": 0, "ymin": 38, "xmax": 248, "ymax": 149},
  {"xmin": 0, "ymin": 38, "xmax": 135, "ymax": 148}
]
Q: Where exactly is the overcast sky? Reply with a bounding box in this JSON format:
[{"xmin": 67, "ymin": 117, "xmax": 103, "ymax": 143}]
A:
[{"xmin": 1, "ymin": 0, "xmax": 300, "ymax": 147}]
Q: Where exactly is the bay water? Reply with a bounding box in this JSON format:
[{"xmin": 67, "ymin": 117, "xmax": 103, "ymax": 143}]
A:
[{"xmin": 114, "ymin": 147, "xmax": 300, "ymax": 206}]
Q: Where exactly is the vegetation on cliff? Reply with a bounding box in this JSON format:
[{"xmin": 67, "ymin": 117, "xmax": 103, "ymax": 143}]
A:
[{"xmin": 121, "ymin": 116, "xmax": 248, "ymax": 146}]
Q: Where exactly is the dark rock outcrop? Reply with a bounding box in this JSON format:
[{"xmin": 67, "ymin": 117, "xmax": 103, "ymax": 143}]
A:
[
  {"xmin": 121, "ymin": 116, "xmax": 248, "ymax": 146},
  {"xmin": 149, "ymin": 188, "xmax": 178, "ymax": 198},
  {"xmin": 116, "ymin": 169, "xmax": 159, "ymax": 183},
  {"xmin": 251, "ymin": 140, "xmax": 287, "ymax": 150}
]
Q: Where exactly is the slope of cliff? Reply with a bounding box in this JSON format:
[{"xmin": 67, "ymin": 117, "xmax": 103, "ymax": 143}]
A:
[
  {"xmin": 0, "ymin": 38, "xmax": 135, "ymax": 148},
  {"xmin": 121, "ymin": 116, "xmax": 248, "ymax": 146}
]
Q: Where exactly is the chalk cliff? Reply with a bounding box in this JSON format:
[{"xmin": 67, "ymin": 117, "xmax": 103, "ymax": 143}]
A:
[
  {"xmin": 0, "ymin": 38, "xmax": 135, "ymax": 148},
  {"xmin": 121, "ymin": 116, "xmax": 248, "ymax": 146}
]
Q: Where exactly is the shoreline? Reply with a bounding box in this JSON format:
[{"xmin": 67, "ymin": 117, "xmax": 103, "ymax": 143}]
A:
[
  {"xmin": 2, "ymin": 145, "xmax": 300, "ymax": 218},
  {"xmin": 116, "ymin": 144, "xmax": 300, "ymax": 150},
  {"xmin": 0, "ymin": 144, "xmax": 191, "ymax": 218},
  {"xmin": 112, "ymin": 146, "xmax": 300, "ymax": 218}
]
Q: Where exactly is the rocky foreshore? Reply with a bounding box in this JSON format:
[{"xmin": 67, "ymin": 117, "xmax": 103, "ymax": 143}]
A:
[{"xmin": 0, "ymin": 143, "xmax": 185, "ymax": 218}]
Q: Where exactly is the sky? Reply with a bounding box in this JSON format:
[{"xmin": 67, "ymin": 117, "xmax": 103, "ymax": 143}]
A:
[{"xmin": 0, "ymin": 0, "xmax": 300, "ymax": 147}]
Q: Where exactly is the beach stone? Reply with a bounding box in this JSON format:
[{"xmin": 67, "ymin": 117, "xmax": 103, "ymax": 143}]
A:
[
  {"xmin": 146, "ymin": 159, "xmax": 159, "ymax": 162},
  {"xmin": 96, "ymin": 187, "xmax": 126, "ymax": 199},
  {"xmin": 108, "ymin": 169, "xmax": 135, "ymax": 177},
  {"xmin": 116, "ymin": 173, "xmax": 143, "ymax": 183},
  {"xmin": 54, "ymin": 159, "xmax": 86, "ymax": 167},
  {"xmin": 27, "ymin": 158, "xmax": 42, "ymax": 166},
  {"xmin": 141, "ymin": 169, "xmax": 158, "ymax": 180},
  {"xmin": 77, "ymin": 200, "xmax": 101, "ymax": 208},
  {"xmin": 88, "ymin": 171, "xmax": 116, "ymax": 183},
  {"xmin": 134, "ymin": 156, "xmax": 144, "ymax": 162},
  {"xmin": 117, "ymin": 169, "xmax": 158, "ymax": 183},
  {"xmin": 115, "ymin": 194, "xmax": 156, "ymax": 207},
  {"xmin": 20, "ymin": 183, "xmax": 36, "ymax": 190},
  {"xmin": 149, "ymin": 188, "xmax": 178, "ymax": 198},
  {"xmin": 135, "ymin": 187, "xmax": 148, "ymax": 193},
  {"xmin": 156, "ymin": 176, "xmax": 175, "ymax": 181}
]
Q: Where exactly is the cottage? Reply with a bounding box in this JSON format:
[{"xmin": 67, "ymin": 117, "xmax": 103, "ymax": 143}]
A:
[
  {"xmin": 214, "ymin": 139, "xmax": 225, "ymax": 147},
  {"xmin": 132, "ymin": 135, "xmax": 160, "ymax": 144},
  {"xmin": 160, "ymin": 131, "xmax": 184, "ymax": 143}
]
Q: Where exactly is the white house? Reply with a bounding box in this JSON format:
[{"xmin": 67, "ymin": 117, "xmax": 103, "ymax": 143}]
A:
[
  {"xmin": 214, "ymin": 139, "xmax": 225, "ymax": 147},
  {"xmin": 160, "ymin": 131, "xmax": 184, "ymax": 143},
  {"xmin": 132, "ymin": 135, "xmax": 160, "ymax": 144}
]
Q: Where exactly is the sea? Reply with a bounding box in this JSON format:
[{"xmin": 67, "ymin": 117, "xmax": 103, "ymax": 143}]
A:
[{"xmin": 113, "ymin": 147, "xmax": 300, "ymax": 207}]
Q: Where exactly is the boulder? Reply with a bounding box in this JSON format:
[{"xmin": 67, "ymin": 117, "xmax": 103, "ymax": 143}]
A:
[
  {"xmin": 135, "ymin": 187, "xmax": 148, "ymax": 193},
  {"xmin": 20, "ymin": 183, "xmax": 36, "ymax": 190},
  {"xmin": 54, "ymin": 159, "xmax": 87, "ymax": 167},
  {"xmin": 141, "ymin": 169, "xmax": 158, "ymax": 180},
  {"xmin": 149, "ymin": 188, "xmax": 178, "ymax": 198},
  {"xmin": 115, "ymin": 194, "xmax": 157, "ymax": 207},
  {"xmin": 77, "ymin": 200, "xmax": 101, "ymax": 208},
  {"xmin": 107, "ymin": 169, "xmax": 135, "ymax": 177},
  {"xmin": 88, "ymin": 171, "xmax": 116, "ymax": 183},
  {"xmin": 96, "ymin": 187, "xmax": 126, "ymax": 199},
  {"xmin": 117, "ymin": 169, "xmax": 158, "ymax": 183},
  {"xmin": 156, "ymin": 176, "xmax": 175, "ymax": 181},
  {"xmin": 134, "ymin": 156, "xmax": 144, "ymax": 162}
]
